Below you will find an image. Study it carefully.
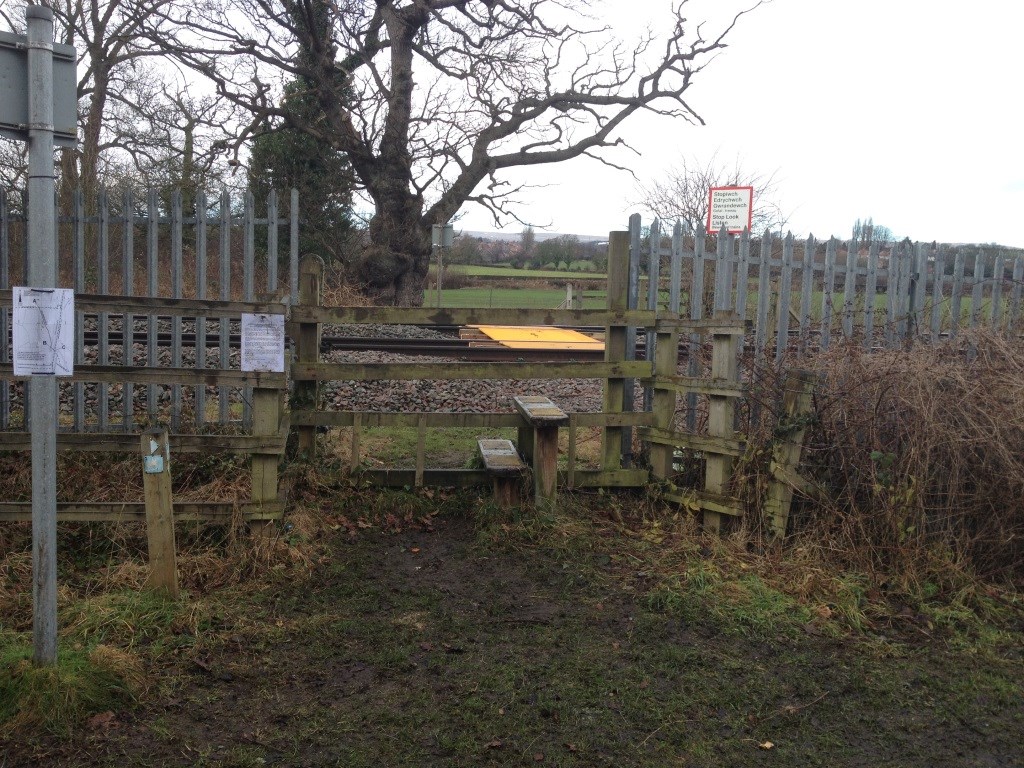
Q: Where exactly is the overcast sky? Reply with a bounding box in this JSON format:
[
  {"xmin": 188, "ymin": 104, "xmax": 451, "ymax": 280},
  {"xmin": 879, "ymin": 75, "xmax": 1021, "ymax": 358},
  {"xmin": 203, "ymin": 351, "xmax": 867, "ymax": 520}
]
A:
[{"xmin": 456, "ymin": 0, "xmax": 1024, "ymax": 246}]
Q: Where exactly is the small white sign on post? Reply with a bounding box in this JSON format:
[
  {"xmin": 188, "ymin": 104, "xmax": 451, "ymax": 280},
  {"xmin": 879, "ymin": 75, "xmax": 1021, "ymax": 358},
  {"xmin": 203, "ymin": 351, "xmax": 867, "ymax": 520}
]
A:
[
  {"xmin": 12, "ymin": 287, "xmax": 74, "ymax": 376},
  {"xmin": 241, "ymin": 313, "xmax": 285, "ymax": 373},
  {"xmin": 707, "ymin": 186, "xmax": 754, "ymax": 235}
]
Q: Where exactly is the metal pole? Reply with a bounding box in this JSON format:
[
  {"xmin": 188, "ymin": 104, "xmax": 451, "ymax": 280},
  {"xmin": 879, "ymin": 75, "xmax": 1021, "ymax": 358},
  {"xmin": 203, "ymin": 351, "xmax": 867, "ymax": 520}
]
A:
[{"xmin": 26, "ymin": 4, "xmax": 58, "ymax": 666}]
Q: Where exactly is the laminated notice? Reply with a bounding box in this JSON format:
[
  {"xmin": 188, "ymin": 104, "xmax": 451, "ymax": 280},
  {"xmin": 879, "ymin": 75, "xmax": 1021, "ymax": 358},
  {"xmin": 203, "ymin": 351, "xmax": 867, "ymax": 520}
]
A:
[
  {"xmin": 12, "ymin": 287, "xmax": 74, "ymax": 376},
  {"xmin": 240, "ymin": 313, "xmax": 285, "ymax": 372}
]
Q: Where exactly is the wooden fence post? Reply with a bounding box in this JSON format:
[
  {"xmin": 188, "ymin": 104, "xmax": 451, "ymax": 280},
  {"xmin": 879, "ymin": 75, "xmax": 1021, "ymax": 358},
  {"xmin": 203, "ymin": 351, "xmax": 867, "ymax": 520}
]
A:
[
  {"xmin": 704, "ymin": 311, "xmax": 741, "ymax": 533},
  {"xmin": 294, "ymin": 255, "xmax": 323, "ymax": 459},
  {"xmin": 141, "ymin": 428, "xmax": 178, "ymax": 598},
  {"xmin": 649, "ymin": 320, "xmax": 678, "ymax": 481},
  {"xmin": 251, "ymin": 382, "xmax": 284, "ymax": 531},
  {"xmin": 602, "ymin": 231, "xmax": 630, "ymax": 472},
  {"xmin": 765, "ymin": 370, "xmax": 817, "ymax": 537}
]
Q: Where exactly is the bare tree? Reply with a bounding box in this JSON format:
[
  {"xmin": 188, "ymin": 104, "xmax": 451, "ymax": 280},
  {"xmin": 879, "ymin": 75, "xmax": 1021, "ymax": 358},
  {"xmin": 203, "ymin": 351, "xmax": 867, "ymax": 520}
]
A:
[
  {"xmin": 636, "ymin": 151, "xmax": 787, "ymax": 235},
  {"xmin": 155, "ymin": 0, "xmax": 762, "ymax": 305},
  {"xmin": 1, "ymin": 1, "xmax": 236, "ymax": 209}
]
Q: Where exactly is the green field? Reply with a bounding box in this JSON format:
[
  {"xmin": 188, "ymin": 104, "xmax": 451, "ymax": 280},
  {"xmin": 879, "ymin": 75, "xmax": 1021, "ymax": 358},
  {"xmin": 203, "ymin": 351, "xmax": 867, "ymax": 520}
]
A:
[
  {"xmin": 423, "ymin": 285, "xmax": 607, "ymax": 308},
  {"xmin": 446, "ymin": 264, "xmax": 606, "ymax": 280}
]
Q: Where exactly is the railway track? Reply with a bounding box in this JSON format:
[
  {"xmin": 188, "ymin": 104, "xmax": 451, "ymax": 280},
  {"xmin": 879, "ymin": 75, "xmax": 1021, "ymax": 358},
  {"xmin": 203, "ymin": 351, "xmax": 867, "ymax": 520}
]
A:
[{"xmin": 75, "ymin": 329, "xmax": 664, "ymax": 361}]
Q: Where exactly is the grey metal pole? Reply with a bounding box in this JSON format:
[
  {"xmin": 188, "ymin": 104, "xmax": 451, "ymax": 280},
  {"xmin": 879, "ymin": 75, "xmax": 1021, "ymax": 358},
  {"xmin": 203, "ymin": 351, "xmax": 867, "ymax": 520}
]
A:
[{"xmin": 26, "ymin": 4, "xmax": 59, "ymax": 666}]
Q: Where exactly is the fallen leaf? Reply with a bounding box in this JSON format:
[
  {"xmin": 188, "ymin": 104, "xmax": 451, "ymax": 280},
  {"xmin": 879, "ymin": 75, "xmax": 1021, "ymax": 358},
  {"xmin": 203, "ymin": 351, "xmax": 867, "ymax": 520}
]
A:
[
  {"xmin": 409, "ymin": 547, "xmax": 421, "ymax": 554},
  {"xmin": 485, "ymin": 739, "xmax": 503, "ymax": 749},
  {"xmin": 534, "ymin": 753, "xmax": 545, "ymax": 762},
  {"xmin": 566, "ymin": 743, "xmax": 578, "ymax": 753},
  {"xmin": 759, "ymin": 741, "xmax": 775, "ymax": 750},
  {"xmin": 419, "ymin": 642, "xmax": 433, "ymax": 651},
  {"xmin": 87, "ymin": 711, "xmax": 116, "ymax": 730}
]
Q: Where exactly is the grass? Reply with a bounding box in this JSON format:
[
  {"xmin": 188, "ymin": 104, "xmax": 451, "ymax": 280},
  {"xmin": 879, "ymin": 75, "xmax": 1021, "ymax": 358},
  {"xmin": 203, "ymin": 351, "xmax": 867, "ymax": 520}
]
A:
[
  {"xmin": 447, "ymin": 264, "xmax": 607, "ymax": 280},
  {"xmin": 423, "ymin": 285, "xmax": 607, "ymax": 308},
  {"xmin": 1, "ymin": 489, "xmax": 1022, "ymax": 765},
  {"xmin": 0, "ymin": 640, "xmax": 141, "ymax": 738},
  {"xmin": 329, "ymin": 424, "xmax": 605, "ymax": 470}
]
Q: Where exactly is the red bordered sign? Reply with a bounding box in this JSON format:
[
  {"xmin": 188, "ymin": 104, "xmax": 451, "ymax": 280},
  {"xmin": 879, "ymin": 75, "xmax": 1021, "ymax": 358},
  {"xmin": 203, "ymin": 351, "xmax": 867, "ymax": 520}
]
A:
[{"xmin": 707, "ymin": 186, "xmax": 753, "ymax": 234}]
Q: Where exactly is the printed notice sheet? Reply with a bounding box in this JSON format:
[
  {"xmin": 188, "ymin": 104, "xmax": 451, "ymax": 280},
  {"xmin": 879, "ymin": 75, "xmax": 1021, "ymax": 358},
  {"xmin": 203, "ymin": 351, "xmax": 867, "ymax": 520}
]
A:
[
  {"xmin": 241, "ymin": 313, "xmax": 285, "ymax": 372},
  {"xmin": 12, "ymin": 287, "xmax": 74, "ymax": 376}
]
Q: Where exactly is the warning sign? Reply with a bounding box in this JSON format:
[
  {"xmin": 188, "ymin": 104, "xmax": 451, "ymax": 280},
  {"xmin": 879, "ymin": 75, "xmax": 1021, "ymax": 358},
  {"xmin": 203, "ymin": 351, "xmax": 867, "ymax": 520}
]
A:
[{"xmin": 707, "ymin": 186, "xmax": 753, "ymax": 234}]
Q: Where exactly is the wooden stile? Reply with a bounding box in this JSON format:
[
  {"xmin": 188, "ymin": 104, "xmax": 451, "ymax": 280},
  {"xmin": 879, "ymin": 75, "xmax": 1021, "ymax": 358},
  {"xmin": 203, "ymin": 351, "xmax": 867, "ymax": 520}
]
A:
[
  {"xmin": 764, "ymin": 370, "xmax": 817, "ymax": 537},
  {"xmin": 601, "ymin": 231, "xmax": 630, "ymax": 473}
]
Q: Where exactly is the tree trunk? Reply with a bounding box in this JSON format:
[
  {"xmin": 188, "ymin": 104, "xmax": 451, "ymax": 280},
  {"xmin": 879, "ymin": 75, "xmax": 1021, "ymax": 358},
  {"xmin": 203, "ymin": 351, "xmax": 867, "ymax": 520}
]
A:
[{"xmin": 359, "ymin": 197, "xmax": 430, "ymax": 305}]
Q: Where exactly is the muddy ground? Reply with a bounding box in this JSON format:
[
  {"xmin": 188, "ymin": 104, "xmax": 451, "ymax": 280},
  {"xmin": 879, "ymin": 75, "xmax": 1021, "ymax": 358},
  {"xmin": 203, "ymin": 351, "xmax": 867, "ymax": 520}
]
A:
[{"xmin": 3, "ymin": 506, "xmax": 1023, "ymax": 767}]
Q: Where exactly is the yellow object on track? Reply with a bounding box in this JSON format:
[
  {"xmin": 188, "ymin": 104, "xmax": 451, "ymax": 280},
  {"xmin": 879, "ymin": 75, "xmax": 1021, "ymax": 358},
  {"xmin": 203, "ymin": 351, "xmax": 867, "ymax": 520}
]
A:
[{"xmin": 470, "ymin": 325, "xmax": 604, "ymax": 351}]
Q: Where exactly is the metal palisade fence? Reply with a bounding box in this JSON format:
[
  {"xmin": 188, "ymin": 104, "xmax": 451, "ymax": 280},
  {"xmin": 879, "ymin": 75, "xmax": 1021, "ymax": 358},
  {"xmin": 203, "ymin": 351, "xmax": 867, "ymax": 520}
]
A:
[
  {"xmin": 628, "ymin": 215, "xmax": 1024, "ymax": 366},
  {"xmin": 0, "ymin": 186, "xmax": 299, "ymax": 434}
]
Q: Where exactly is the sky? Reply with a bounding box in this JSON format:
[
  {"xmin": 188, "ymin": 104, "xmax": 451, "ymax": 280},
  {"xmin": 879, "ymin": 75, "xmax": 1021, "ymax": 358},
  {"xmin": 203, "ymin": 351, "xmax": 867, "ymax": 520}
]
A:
[{"xmin": 456, "ymin": 0, "xmax": 1024, "ymax": 246}]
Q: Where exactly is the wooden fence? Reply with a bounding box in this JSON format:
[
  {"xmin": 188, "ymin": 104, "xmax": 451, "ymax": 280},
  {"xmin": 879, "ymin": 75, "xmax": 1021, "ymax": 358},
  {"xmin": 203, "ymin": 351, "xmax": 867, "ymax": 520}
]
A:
[
  {"xmin": 0, "ymin": 186, "xmax": 299, "ymax": 433},
  {"xmin": 0, "ymin": 197, "xmax": 813, "ymax": 532},
  {"xmin": 289, "ymin": 232, "xmax": 762, "ymax": 531},
  {"xmin": 628, "ymin": 216, "xmax": 1024, "ymax": 365},
  {"xmin": 0, "ymin": 293, "xmax": 289, "ymax": 523},
  {"xmin": 0, "ymin": 187, "xmax": 296, "ymax": 523}
]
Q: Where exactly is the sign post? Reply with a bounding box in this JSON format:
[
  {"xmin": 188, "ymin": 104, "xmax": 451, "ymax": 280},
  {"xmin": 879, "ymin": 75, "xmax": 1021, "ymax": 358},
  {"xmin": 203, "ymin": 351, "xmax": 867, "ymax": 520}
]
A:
[
  {"xmin": 1, "ymin": 6, "xmax": 77, "ymax": 666},
  {"xmin": 432, "ymin": 223, "xmax": 453, "ymax": 308}
]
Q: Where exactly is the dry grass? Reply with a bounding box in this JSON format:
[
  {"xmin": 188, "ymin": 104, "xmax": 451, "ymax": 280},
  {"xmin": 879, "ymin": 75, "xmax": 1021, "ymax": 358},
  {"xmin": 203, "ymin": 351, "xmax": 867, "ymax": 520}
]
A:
[{"xmin": 737, "ymin": 331, "xmax": 1024, "ymax": 587}]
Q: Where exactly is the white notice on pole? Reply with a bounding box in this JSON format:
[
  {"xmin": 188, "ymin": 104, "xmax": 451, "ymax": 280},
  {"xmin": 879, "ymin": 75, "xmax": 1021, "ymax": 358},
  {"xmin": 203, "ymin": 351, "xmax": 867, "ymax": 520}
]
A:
[
  {"xmin": 12, "ymin": 286, "xmax": 74, "ymax": 376},
  {"xmin": 241, "ymin": 313, "xmax": 285, "ymax": 372}
]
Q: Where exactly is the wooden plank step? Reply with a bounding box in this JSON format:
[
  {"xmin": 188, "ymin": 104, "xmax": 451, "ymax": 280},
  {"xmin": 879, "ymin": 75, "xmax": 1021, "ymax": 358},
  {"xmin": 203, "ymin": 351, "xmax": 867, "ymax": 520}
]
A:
[
  {"xmin": 512, "ymin": 395, "xmax": 569, "ymax": 426},
  {"xmin": 477, "ymin": 438, "xmax": 526, "ymax": 476}
]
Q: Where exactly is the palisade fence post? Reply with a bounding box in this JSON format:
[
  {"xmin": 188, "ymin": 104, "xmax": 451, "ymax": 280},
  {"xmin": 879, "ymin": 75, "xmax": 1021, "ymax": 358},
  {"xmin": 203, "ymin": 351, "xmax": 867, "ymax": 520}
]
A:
[
  {"xmin": 950, "ymin": 248, "xmax": 965, "ymax": 338},
  {"xmin": 1008, "ymin": 255, "xmax": 1023, "ymax": 334},
  {"xmin": 643, "ymin": 218, "xmax": 661, "ymax": 415},
  {"xmin": 73, "ymin": 188, "xmax": 84, "ymax": 431},
  {"xmin": 735, "ymin": 229, "xmax": 750, "ymax": 354},
  {"xmin": 686, "ymin": 230, "xmax": 705, "ymax": 431},
  {"xmin": 289, "ymin": 189, "xmax": 299, "ymax": 306},
  {"xmin": 774, "ymin": 233, "xmax": 793, "ymax": 364},
  {"xmin": 242, "ymin": 191, "xmax": 255, "ymax": 430},
  {"xmin": 911, "ymin": 241, "xmax": 928, "ymax": 342},
  {"xmin": 122, "ymin": 188, "xmax": 135, "ymax": 430},
  {"xmin": 195, "ymin": 191, "xmax": 207, "ymax": 428},
  {"xmin": 147, "ymin": 190, "xmax": 159, "ymax": 423},
  {"xmin": 170, "ymin": 189, "xmax": 183, "ymax": 432},
  {"xmin": 218, "ymin": 190, "xmax": 231, "ymax": 425},
  {"xmin": 0, "ymin": 188, "xmax": 8, "ymax": 430},
  {"xmin": 295, "ymin": 255, "xmax": 323, "ymax": 458},
  {"xmin": 753, "ymin": 230, "xmax": 772, "ymax": 363},
  {"xmin": 98, "ymin": 189, "xmax": 110, "ymax": 431},
  {"xmin": 990, "ymin": 253, "xmax": 1005, "ymax": 330},
  {"xmin": 969, "ymin": 250, "xmax": 985, "ymax": 329},
  {"xmin": 882, "ymin": 241, "xmax": 895, "ymax": 347},
  {"xmin": 267, "ymin": 190, "xmax": 278, "ymax": 292},
  {"xmin": 841, "ymin": 234, "xmax": 856, "ymax": 339},
  {"xmin": 623, "ymin": 214, "xmax": 642, "ymax": 467},
  {"xmin": 820, "ymin": 237, "xmax": 837, "ymax": 350},
  {"xmin": 865, "ymin": 240, "xmax": 879, "ymax": 350},
  {"xmin": 601, "ymin": 231, "xmax": 630, "ymax": 473},
  {"xmin": 798, "ymin": 234, "xmax": 815, "ymax": 355},
  {"xmin": 930, "ymin": 245, "xmax": 945, "ymax": 344}
]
